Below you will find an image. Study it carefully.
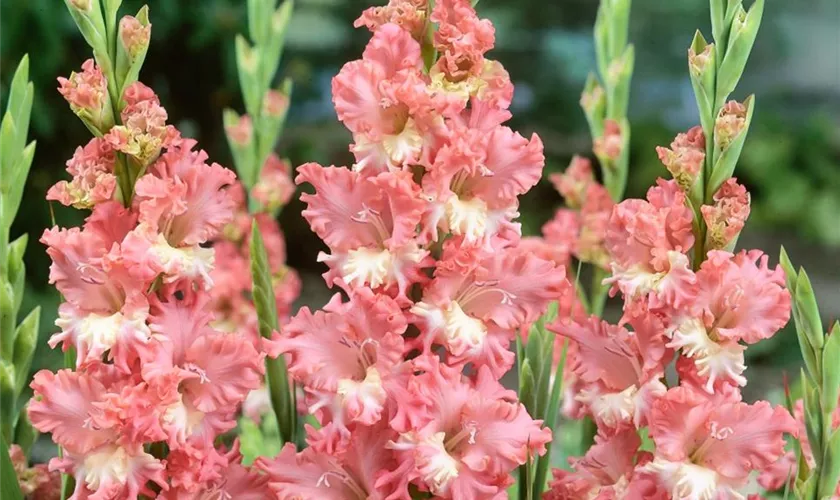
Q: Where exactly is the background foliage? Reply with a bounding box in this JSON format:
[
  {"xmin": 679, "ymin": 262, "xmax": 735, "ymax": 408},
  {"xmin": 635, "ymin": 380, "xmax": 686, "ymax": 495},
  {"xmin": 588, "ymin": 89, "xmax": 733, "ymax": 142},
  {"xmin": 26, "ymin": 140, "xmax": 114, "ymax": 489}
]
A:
[{"xmin": 1, "ymin": 0, "xmax": 838, "ymax": 439}]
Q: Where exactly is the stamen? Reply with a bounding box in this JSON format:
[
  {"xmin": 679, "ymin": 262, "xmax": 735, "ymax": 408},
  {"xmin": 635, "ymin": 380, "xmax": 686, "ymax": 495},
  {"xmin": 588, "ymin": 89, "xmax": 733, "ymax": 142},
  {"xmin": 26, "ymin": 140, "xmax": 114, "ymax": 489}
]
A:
[
  {"xmin": 316, "ymin": 469, "xmax": 367, "ymax": 498},
  {"xmin": 351, "ymin": 204, "xmax": 390, "ymax": 242},
  {"xmin": 457, "ymin": 281, "xmax": 518, "ymax": 309},
  {"xmin": 444, "ymin": 422, "xmax": 478, "ymax": 452}
]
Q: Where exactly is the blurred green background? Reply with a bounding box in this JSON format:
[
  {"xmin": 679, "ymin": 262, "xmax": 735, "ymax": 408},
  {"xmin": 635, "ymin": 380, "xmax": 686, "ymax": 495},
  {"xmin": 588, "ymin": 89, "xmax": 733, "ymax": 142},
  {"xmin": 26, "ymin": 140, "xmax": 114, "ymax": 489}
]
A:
[{"xmin": 1, "ymin": 0, "xmax": 839, "ymax": 401}]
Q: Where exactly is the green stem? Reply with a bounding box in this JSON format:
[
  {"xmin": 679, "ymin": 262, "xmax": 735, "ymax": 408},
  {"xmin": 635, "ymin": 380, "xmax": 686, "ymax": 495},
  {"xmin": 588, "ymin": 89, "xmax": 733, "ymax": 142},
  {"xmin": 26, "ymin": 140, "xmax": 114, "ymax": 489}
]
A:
[
  {"xmin": 589, "ymin": 267, "xmax": 609, "ymax": 317},
  {"xmin": 531, "ymin": 341, "xmax": 569, "ymax": 498}
]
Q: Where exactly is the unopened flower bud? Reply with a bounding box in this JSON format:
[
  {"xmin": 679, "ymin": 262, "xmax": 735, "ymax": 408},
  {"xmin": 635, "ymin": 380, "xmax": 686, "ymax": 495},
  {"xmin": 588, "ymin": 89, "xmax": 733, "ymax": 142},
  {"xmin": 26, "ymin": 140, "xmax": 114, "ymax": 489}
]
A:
[
  {"xmin": 730, "ymin": 6, "xmax": 749, "ymax": 38},
  {"xmin": 689, "ymin": 43, "xmax": 714, "ymax": 77},
  {"xmin": 593, "ymin": 120, "xmax": 623, "ymax": 161},
  {"xmin": 69, "ymin": 0, "xmax": 92, "ymax": 12},
  {"xmin": 549, "ymin": 156, "xmax": 594, "ymax": 209},
  {"xmin": 701, "ymin": 178, "xmax": 750, "ymax": 251},
  {"xmin": 262, "ymin": 90, "xmax": 289, "ymax": 117},
  {"xmin": 607, "ymin": 58, "xmax": 624, "ymax": 88},
  {"xmin": 576, "ymin": 183, "xmax": 613, "ymax": 269},
  {"xmin": 656, "ymin": 126, "xmax": 706, "ymax": 192},
  {"xmin": 119, "ymin": 15, "xmax": 151, "ymax": 58},
  {"xmin": 580, "ymin": 83, "xmax": 605, "ymax": 116},
  {"xmin": 251, "ymin": 155, "xmax": 295, "ymax": 213},
  {"xmin": 225, "ymin": 114, "xmax": 254, "ymax": 147},
  {"xmin": 715, "ymin": 100, "xmax": 748, "ymax": 150}
]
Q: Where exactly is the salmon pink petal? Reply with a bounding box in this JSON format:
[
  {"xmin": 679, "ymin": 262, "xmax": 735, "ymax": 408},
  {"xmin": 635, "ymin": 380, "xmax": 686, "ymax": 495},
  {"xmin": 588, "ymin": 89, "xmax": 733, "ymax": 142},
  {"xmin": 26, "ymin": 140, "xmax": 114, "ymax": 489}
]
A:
[
  {"xmin": 461, "ymin": 127, "xmax": 544, "ymax": 208},
  {"xmin": 182, "ymin": 333, "xmax": 264, "ymax": 413},
  {"xmin": 28, "ymin": 370, "xmax": 114, "ymax": 454},
  {"xmin": 135, "ymin": 140, "xmax": 237, "ymax": 246},
  {"xmin": 361, "ymin": 23, "xmax": 422, "ymax": 75}
]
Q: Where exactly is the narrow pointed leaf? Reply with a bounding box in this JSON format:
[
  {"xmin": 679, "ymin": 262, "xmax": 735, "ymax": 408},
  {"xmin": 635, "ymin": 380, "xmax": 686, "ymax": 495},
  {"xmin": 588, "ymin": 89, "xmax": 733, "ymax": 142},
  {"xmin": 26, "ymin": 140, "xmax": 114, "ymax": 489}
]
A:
[
  {"xmin": 12, "ymin": 307, "xmax": 38, "ymax": 396},
  {"xmin": 0, "ymin": 433, "xmax": 23, "ymax": 500},
  {"xmin": 819, "ymin": 428, "xmax": 840, "ymax": 498},
  {"xmin": 13, "ymin": 408, "xmax": 37, "ymax": 457},
  {"xmin": 795, "ymin": 268, "xmax": 825, "ymax": 351},
  {"xmin": 822, "ymin": 322, "xmax": 840, "ymax": 417},
  {"xmin": 778, "ymin": 247, "xmax": 797, "ymax": 294}
]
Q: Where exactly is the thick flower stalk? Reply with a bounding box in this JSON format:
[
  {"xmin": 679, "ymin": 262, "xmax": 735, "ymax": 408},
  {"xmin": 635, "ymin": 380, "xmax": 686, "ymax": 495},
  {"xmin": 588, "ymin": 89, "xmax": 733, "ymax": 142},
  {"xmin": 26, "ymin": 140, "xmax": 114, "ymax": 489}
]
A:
[
  {"xmin": 28, "ymin": 3, "xmax": 276, "ymax": 498},
  {"xmin": 255, "ymin": 1, "xmax": 568, "ymax": 497},
  {"xmin": 544, "ymin": 0, "xmax": 802, "ymax": 498},
  {"xmin": 218, "ymin": 0, "xmax": 301, "ymax": 444},
  {"xmin": 0, "ymin": 57, "xmax": 47, "ymax": 499}
]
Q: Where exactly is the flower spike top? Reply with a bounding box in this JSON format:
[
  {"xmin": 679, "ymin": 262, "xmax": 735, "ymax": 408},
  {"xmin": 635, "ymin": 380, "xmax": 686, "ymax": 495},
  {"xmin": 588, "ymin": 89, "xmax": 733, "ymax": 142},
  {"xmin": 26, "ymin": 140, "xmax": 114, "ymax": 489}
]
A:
[
  {"xmin": 259, "ymin": 0, "xmax": 567, "ymax": 497},
  {"xmin": 31, "ymin": 5, "xmax": 280, "ymax": 496}
]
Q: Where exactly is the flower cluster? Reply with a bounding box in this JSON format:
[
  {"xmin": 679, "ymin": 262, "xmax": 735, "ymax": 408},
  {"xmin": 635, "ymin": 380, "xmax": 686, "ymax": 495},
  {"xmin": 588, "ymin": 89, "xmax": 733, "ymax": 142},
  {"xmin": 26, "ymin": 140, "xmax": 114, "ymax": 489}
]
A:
[
  {"xmin": 31, "ymin": 68, "xmax": 274, "ymax": 498},
  {"xmin": 543, "ymin": 126, "xmax": 798, "ymax": 499},
  {"xmin": 254, "ymin": 1, "xmax": 568, "ymax": 497}
]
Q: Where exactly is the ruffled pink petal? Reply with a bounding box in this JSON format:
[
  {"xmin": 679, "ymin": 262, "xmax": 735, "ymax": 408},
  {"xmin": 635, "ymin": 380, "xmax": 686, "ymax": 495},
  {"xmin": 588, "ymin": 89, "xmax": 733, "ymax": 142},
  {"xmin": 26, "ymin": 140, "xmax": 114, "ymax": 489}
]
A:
[
  {"xmin": 461, "ymin": 126, "xmax": 544, "ymax": 209},
  {"xmin": 28, "ymin": 370, "xmax": 114, "ymax": 455},
  {"xmin": 136, "ymin": 141, "xmax": 237, "ymax": 246}
]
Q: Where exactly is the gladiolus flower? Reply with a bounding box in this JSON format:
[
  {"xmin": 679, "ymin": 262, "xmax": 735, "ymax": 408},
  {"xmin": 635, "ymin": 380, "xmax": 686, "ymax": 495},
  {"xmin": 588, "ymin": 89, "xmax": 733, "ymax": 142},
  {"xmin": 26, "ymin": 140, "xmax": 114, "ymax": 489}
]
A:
[
  {"xmin": 549, "ymin": 155, "xmax": 595, "ymax": 209},
  {"xmin": 656, "ymin": 126, "xmax": 706, "ymax": 192},
  {"xmin": 387, "ymin": 356, "xmax": 551, "ymax": 498},
  {"xmin": 57, "ymin": 59, "xmax": 114, "ymax": 131},
  {"xmin": 666, "ymin": 250, "xmax": 790, "ymax": 391},
  {"xmin": 701, "ymin": 178, "xmax": 750, "ymax": 251},
  {"xmin": 604, "ymin": 178, "xmax": 696, "ymax": 308},
  {"xmin": 47, "ymin": 137, "xmax": 117, "ymax": 209},
  {"xmin": 645, "ymin": 387, "xmax": 796, "ymax": 499}
]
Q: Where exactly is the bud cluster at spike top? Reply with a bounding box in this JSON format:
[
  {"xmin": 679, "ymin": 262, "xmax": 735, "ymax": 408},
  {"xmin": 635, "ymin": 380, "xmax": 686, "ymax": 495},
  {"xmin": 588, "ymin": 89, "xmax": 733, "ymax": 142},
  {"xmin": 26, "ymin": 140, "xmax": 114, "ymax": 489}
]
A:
[
  {"xmin": 253, "ymin": 0, "xmax": 571, "ymax": 497},
  {"xmin": 534, "ymin": 124, "xmax": 803, "ymax": 498},
  {"xmin": 29, "ymin": 55, "xmax": 299, "ymax": 499}
]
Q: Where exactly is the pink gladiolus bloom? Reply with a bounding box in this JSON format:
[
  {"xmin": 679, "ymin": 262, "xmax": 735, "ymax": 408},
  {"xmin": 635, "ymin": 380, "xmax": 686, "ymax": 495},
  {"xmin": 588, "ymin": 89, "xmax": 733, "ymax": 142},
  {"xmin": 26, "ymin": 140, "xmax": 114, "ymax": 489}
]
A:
[
  {"xmin": 251, "ymin": 154, "xmax": 296, "ymax": 213},
  {"xmin": 105, "ymin": 82, "xmax": 178, "ymax": 165},
  {"xmin": 47, "ymin": 137, "xmax": 117, "ymax": 209},
  {"xmin": 549, "ymin": 155, "xmax": 595, "ymax": 209},
  {"xmin": 551, "ymin": 302, "xmax": 671, "ymax": 430},
  {"xmin": 546, "ymin": 428, "xmax": 661, "ymax": 499},
  {"xmin": 701, "ymin": 178, "xmax": 751, "ymax": 251},
  {"xmin": 297, "ymin": 164, "xmax": 431, "ymax": 301},
  {"xmin": 274, "ymin": 290, "xmax": 407, "ymax": 430},
  {"xmin": 124, "ymin": 139, "xmax": 236, "ymax": 285},
  {"xmin": 644, "ymin": 387, "xmax": 796, "ymax": 499},
  {"xmin": 333, "ymin": 23, "xmax": 434, "ymax": 172},
  {"xmin": 656, "ymin": 126, "xmax": 706, "ymax": 192},
  {"xmin": 411, "ymin": 240, "xmax": 568, "ymax": 377},
  {"xmin": 57, "ymin": 59, "xmax": 113, "ymax": 130},
  {"xmin": 576, "ymin": 182, "xmax": 614, "ymax": 269},
  {"xmin": 421, "ymin": 121, "xmax": 544, "ymax": 248},
  {"xmin": 541, "ymin": 208, "xmax": 581, "ymax": 269},
  {"xmin": 29, "ymin": 368, "xmax": 170, "ymax": 499},
  {"xmin": 355, "ymin": 0, "xmax": 427, "ymax": 40},
  {"xmin": 594, "ymin": 119, "xmax": 623, "ymax": 160},
  {"xmin": 604, "ymin": 178, "xmax": 696, "ymax": 308},
  {"xmin": 666, "ymin": 250, "xmax": 790, "ymax": 390},
  {"xmin": 119, "ymin": 15, "xmax": 151, "ymax": 56},
  {"xmin": 387, "ymin": 356, "xmax": 551, "ymax": 498},
  {"xmin": 42, "ymin": 202, "xmax": 151, "ymax": 372},
  {"xmin": 257, "ymin": 421, "xmax": 410, "ymax": 499}
]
